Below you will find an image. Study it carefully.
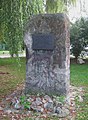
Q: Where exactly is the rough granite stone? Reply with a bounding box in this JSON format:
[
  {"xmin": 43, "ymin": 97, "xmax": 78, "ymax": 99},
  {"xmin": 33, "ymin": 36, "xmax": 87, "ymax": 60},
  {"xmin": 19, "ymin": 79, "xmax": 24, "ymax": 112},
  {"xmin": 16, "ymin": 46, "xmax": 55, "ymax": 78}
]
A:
[{"xmin": 24, "ymin": 13, "xmax": 70, "ymax": 96}]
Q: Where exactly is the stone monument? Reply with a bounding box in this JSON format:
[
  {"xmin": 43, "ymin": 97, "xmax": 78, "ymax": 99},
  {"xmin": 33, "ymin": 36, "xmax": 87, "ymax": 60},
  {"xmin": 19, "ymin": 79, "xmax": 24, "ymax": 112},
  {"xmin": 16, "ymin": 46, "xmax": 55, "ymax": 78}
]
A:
[{"xmin": 24, "ymin": 13, "xmax": 70, "ymax": 96}]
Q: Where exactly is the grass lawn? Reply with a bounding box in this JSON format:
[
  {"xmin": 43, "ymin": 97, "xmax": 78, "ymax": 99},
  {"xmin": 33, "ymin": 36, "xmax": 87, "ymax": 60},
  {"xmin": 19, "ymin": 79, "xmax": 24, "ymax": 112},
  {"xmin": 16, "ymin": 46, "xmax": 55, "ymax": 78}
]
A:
[
  {"xmin": 71, "ymin": 63, "xmax": 88, "ymax": 86},
  {"xmin": 70, "ymin": 60, "xmax": 88, "ymax": 120},
  {"xmin": 0, "ymin": 57, "xmax": 88, "ymax": 120},
  {"xmin": 0, "ymin": 57, "xmax": 26, "ymax": 101}
]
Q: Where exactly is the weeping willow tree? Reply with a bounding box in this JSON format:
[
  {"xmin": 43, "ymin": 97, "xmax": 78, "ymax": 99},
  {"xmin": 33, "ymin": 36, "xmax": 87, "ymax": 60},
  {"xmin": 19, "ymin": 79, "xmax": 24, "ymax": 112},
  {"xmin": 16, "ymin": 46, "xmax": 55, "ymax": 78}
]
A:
[
  {"xmin": 46, "ymin": 0, "xmax": 76, "ymax": 13},
  {"xmin": 0, "ymin": 0, "xmax": 44, "ymax": 56},
  {"xmin": 0, "ymin": 0, "xmax": 77, "ymax": 56}
]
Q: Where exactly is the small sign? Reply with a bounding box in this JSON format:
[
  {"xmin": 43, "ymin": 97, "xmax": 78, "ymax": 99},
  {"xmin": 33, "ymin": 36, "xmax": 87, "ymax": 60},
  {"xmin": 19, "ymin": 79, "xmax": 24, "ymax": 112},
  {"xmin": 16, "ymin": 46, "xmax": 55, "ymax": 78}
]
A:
[{"xmin": 32, "ymin": 33, "xmax": 54, "ymax": 50}]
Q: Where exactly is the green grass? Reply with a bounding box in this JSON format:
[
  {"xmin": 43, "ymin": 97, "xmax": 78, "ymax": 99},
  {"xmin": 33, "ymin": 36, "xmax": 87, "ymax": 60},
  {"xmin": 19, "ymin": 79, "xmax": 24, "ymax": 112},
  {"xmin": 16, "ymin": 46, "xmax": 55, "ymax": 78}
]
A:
[
  {"xmin": 0, "ymin": 58, "xmax": 88, "ymax": 120},
  {"xmin": 70, "ymin": 62, "xmax": 88, "ymax": 120},
  {"xmin": 71, "ymin": 63, "xmax": 88, "ymax": 86},
  {"xmin": 0, "ymin": 57, "xmax": 26, "ymax": 101},
  {"xmin": 75, "ymin": 87, "xmax": 88, "ymax": 120}
]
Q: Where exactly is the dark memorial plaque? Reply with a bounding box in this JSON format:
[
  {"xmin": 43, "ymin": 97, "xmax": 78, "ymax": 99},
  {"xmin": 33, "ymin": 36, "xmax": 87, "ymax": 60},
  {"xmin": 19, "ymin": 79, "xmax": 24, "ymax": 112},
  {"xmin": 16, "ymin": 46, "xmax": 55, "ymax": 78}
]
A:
[{"xmin": 32, "ymin": 34, "xmax": 54, "ymax": 50}]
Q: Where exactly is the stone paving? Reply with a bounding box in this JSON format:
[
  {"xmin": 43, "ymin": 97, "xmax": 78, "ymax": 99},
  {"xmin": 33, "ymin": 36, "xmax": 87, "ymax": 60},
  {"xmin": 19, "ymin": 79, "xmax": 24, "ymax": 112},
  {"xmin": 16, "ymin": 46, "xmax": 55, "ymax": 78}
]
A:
[{"xmin": 0, "ymin": 84, "xmax": 84, "ymax": 120}]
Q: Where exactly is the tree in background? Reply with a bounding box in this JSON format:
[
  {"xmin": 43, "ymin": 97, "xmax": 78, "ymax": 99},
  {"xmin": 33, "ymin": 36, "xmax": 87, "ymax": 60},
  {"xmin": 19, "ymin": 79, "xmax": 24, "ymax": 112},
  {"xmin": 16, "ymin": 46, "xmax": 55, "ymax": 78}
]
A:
[
  {"xmin": 0, "ymin": 0, "xmax": 77, "ymax": 57},
  {"xmin": 70, "ymin": 17, "xmax": 88, "ymax": 59},
  {"xmin": 46, "ymin": 0, "xmax": 76, "ymax": 13},
  {"xmin": 0, "ymin": 0, "xmax": 45, "ymax": 56}
]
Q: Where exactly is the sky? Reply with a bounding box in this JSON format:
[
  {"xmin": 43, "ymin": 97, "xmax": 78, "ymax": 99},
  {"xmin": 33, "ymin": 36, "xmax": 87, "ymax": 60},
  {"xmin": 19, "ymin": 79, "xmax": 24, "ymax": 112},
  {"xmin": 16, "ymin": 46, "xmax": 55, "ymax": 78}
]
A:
[{"xmin": 68, "ymin": 0, "xmax": 88, "ymax": 22}]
